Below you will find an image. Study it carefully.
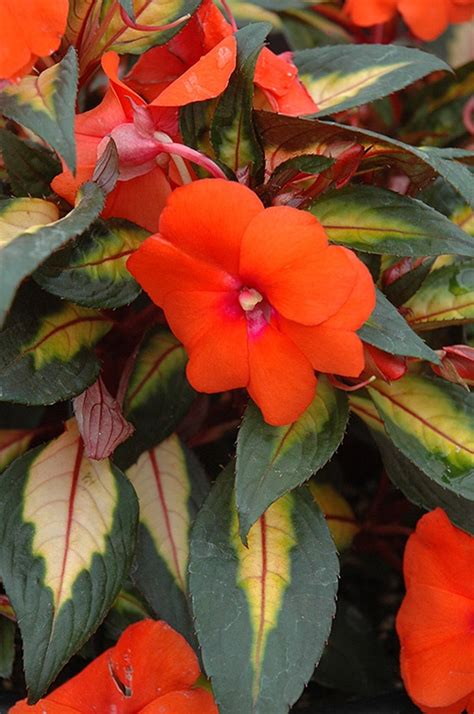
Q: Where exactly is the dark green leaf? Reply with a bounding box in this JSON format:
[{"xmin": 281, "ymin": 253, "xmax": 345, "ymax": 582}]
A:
[
  {"xmin": 236, "ymin": 378, "xmax": 348, "ymax": 539},
  {"xmin": 0, "ymin": 129, "xmax": 60, "ymax": 198},
  {"xmin": 0, "ymin": 619, "xmax": 15, "ymax": 679}
]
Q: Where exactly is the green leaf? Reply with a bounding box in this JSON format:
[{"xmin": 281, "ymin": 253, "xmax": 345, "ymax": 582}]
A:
[
  {"xmin": 0, "ymin": 182, "xmax": 104, "ymax": 327},
  {"xmin": 0, "ymin": 48, "xmax": 78, "ymax": 172},
  {"xmin": 118, "ymin": 0, "xmax": 135, "ymax": 21},
  {"xmin": 0, "ymin": 618, "xmax": 15, "ymax": 679},
  {"xmin": 34, "ymin": 218, "xmax": 148, "ymax": 309},
  {"xmin": 403, "ymin": 259, "xmax": 474, "ymax": 330},
  {"xmin": 310, "ymin": 185, "xmax": 474, "ymax": 257},
  {"xmin": 0, "ymin": 283, "xmax": 113, "ymax": 406},
  {"xmin": 358, "ymin": 289, "xmax": 439, "ymax": 363},
  {"xmin": 256, "ymin": 112, "xmax": 474, "ymax": 207},
  {"xmin": 190, "ymin": 466, "xmax": 339, "ymax": 714},
  {"xmin": 384, "ymin": 258, "xmax": 436, "ymax": 308},
  {"xmin": 0, "ymin": 129, "xmax": 61, "ymax": 198},
  {"xmin": 211, "ymin": 23, "xmax": 269, "ymax": 178},
  {"xmin": 294, "ymin": 44, "xmax": 451, "ymax": 117},
  {"xmin": 368, "ymin": 374, "xmax": 474, "ymax": 487},
  {"xmin": 116, "ymin": 328, "xmax": 196, "ymax": 468},
  {"xmin": 372, "ymin": 428, "xmax": 474, "ymax": 537},
  {"xmin": 127, "ymin": 434, "xmax": 209, "ymax": 645},
  {"xmin": 236, "ymin": 377, "xmax": 348, "ymax": 539},
  {"xmin": 0, "ymin": 419, "xmax": 138, "ymax": 701}
]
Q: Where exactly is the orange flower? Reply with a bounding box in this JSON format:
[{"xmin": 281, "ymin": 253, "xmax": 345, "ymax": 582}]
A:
[
  {"xmin": 397, "ymin": 508, "xmax": 474, "ymax": 714},
  {"xmin": 0, "ymin": 0, "xmax": 68, "ymax": 81},
  {"xmin": 12, "ymin": 620, "xmax": 218, "ymax": 713},
  {"xmin": 127, "ymin": 179, "xmax": 375, "ymax": 426},
  {"xmin": 126, "ymin": 0, "xmax": 317, "ymax": 116},
  {"xmin": 344, "ymin": 0, "xmax": 474, "ymax": 41}
]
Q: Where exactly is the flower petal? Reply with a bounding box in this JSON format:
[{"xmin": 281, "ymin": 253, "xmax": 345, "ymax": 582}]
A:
[
  {"xmin": 140, "ymin": 689, "xmax": 219, "ymax": 714},
  {"xmin": 0, "ymin": 0, "xmax": 68, "ymax": 80},
  {"xmin": 103, "ymin": 166, "xmax": 172, "ymax": 232},
  {"xmin": 153, "ymin": 36, "xmax": 237, "ymax": 107},
  {"xmin": 248, "ymin": 322, "xmax": 316, "ymax": 425},
  {"xmin": 398, "ymin": 0, "xmax": 450, "ymax": 40},
  {"xmin": 344, "ymin": 0, "xmax": 397, "ymax": 26},
  {"xmin": 101, "ymin": 51, "xmax": 146, "ymax": 119},
  {"xmin": 159, "ymin": 179, "xmax": 264, "ymax": 274},
  {"xmin": 279, "ymin": 320, "xmax": 365, "ymax": 377},
  {"xmin": 127, "ymin": 238, "xmax": 235, "ymax": 307},
  {"xmin": 320, "ymin": 248, "xmax": 376, "ymax": 330},
  {"xmin": 165, "ymin": 290, "xmax": 249, "ymax": 391}
]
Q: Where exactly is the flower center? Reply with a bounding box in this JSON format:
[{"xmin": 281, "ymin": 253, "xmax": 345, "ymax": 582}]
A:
[{"xmin": 238, "ymin": 288, "xmax": 263, "ymax": 312}]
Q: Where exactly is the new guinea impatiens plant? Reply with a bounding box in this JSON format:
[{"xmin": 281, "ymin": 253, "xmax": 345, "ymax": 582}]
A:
[{"xmin": 0, "ymin": 0, "xmax": 473, "ymax": 712}]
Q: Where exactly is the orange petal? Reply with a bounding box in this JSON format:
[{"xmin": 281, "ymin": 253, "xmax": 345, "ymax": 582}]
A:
[
  {"xmin": 12, "ymin": 621, "xmax": 201, "ymax": 713},
  {"xmin": 0, "ymin": 0, "xmax": 68, "ymax": 80},
  {"xmin": 321, "ymin": 249, "xmax": 376, "ymax": 330},
  {"xmin": 162, "ymin": 289, "xmax": 239, "ymax": 348},
  {"xmin": 402, "ymin": 509, "xmax": 474, "ymax": 600},
  {"xmin": 185, "ymin": 315, "xmax": 249, "ymax": 392},
  {"xmin": 127, "ymin": 237, "xmax": 235, "ymax": 307},
  {"xmin": 240, "ymin": 206, "xmax": 327, "ymax": 284},
  {"xmin": 153, "ymin": 36, "xmax": 237, "ymax": 107},
  {"xmin": 254, "ymin": 48, "xmax": 318, "ymax": 116},
  {"xmin": 344, "ymin": 0, "xmax": 397, "ymax": 26},
  {"xmin": 140, "ymin": 689, "xmax": 219, "ymax": 714},
  {"xmin": 248, "ymin": 322, "xmax": 316, "ymax": 425},
  {"xmin": 10, "ymin": 702, "xmax": 80, "ymax": 713},
  {"xmin": 101, "ymin": 51, "xmax": 146, "ymax": 118},
  {"xmin": 159, "ymin": 179, "xmax": 264, "ymax": 275},
  {"xmin": 103, "ymin": 166, "xmax": 172, "ymax": 232},
  {"xmin": 278, "ymin": 320, "xmax": 365, "ymax": 377},
  {"xmin": 398, "ymin": 0, "xmax": 450, "ymax": 39}
]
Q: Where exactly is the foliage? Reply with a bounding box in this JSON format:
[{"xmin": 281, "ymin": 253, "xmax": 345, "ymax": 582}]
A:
[{"xmin": 0, "ymin": 0, "xmax": 473, "ymax": 712}]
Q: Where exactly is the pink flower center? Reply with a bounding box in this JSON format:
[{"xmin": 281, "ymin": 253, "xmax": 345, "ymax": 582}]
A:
[{"xmin": 238, "ymin": 287, "xmax": 273, "ymax": 337}]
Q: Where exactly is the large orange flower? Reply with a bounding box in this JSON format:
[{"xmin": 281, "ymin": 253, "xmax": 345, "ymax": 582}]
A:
[
  {"xmin": 12, "ymin": 620, "xmax": 218, "ymax": 713},
  {"xmin": 0, "ymin": 0, "xmax": 68, "ymax": 81},
  {"xmin": 127, "ymin": 179, "xmax": 375, "ymax": 426},
  {"xmin": 397, "ymin": 508, "xmax": 474, "ymax": 714},
  {"xmin": 344, "ymin": 0, "xmax": 474, "ymax": 41}
]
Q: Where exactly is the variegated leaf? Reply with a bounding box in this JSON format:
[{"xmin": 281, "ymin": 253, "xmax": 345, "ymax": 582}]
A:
[
  {"xmin": 190, "ymin": 466, "xmax": 339, "ymax": 714},
  {"xmin": 0, "ymin": 419, "xmax": 138, "ymax": 700}
]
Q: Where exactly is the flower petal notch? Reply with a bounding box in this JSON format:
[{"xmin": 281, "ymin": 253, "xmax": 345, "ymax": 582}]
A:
[{"xmin": 127, "ymin": 178, "xmax": 376, "ymax": 426}]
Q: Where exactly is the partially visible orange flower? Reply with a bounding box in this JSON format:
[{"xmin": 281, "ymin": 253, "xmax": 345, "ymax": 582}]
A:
[
  {"xmin": 126, "ymin": 0, "xmax": 318, "ymax": 116},
  {"xmin": 127, "ymin": 179, "xmax": 375, "ymax": 426},
  {"xmin": 344, "ymin": 0, "xmax": 474, "ymax": 41},
  {"xmin": 397, "ymin": 508, "xmax": 474, "ymax": 714},
  {"xmin": 12, "ymin": 620, "xmax": 218, "ymax": 713},
  {"xmin": 0, "ymin": 0, "xmax": 69, "ymax": 81}
]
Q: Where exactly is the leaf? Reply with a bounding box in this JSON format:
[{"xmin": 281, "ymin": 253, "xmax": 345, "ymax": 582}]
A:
[
  {"xmin": 384, "ymin": 258, "xmax": 436, "ymax": 308},
  {"xmin": 358, "ymin": 289, "xmax": 439, "ymax": 363},
  {"xmin": 0, "ymin": 182, "xmax": 104, "ymax": 326},
  {"xmin": 127, "ymin": 434, "xmax": 209, "ymax": 644},
  {"xmin": 315, "ymin": 599, "xmax": 394, "ymax": 696},
  {"xmin": 294, "ymin": 44, "xmax": 450, "ymax": 117},
  {"xmin": 118, "ymin": 0, "xmax": 135, "ymax": 21},
  {"xmin": 236, "ymin": 377, "xmax": 348, "ymax": 539},
  {"xmin": 73, "ymin": 377, "xmax": 134, "ymax": 460},
  {"xmin": 0, "ymin": 429, "xmax": 36, "ymax": 472},
  {"xmin": 368, "ymin": 374, "xmax": 474, "ymax": 488},
  {"xmin": 0, "ymin": 129, "xmax": 61, "ymax": 198},
  {"xmin": 256, "ymin": 111, "xmax": 474, "ymax": 207},
  {"xmin": 190, "ymin": 467, "xmax": 339, "ymax": 714},
  {"xmin": 0, "ymin": 48, "xmax": 78, "ymax": 172},
  {"xmin": 310, "ymin": 185, "xmax": 474, "ymax": 257},
  {"xmin": 308, "ymin": 481, "xmax": 359, "ymax": 552},
  {"xmin": 403, "ymin": 259, "xmax": 474, "ymax": 330},
  {"xmin": 34, "ymin": 218, "xmax": 147, "ymax": 309},
  {"xmin": 372, "ymin": 428, "xmax": 474, "ymax": 537},
  {"xmin": 0, "ymin": 419, "xmax": 138, "ymax": 700},
  {"xmin": 116, "ymin": 328, "xmax": 196, "ymax": 468},
  {"xmin": 0, "ymin": 283, "xmax": 113, "ymax": 406},
  {"xmin": 0, "ymin": 618, "xmax": 15, "ymax": 679},
  {"xmin": 211, "ymin": 23, "xmax": 269, "ymax": 178}
]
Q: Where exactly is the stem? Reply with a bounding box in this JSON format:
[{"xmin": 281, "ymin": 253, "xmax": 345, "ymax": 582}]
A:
[
  {"xmin": 219, "ymin": 0, "xmax": 238, "ymax": 32},
  {"xmin": 153, "ymin": 135, "xmax": 228, "ymax": 179}
]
